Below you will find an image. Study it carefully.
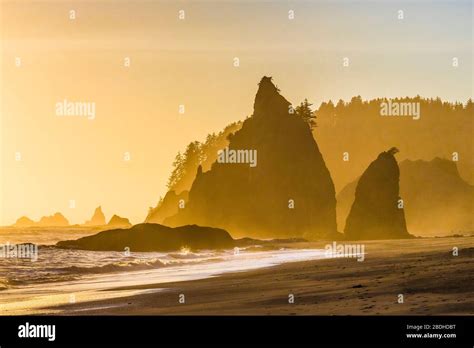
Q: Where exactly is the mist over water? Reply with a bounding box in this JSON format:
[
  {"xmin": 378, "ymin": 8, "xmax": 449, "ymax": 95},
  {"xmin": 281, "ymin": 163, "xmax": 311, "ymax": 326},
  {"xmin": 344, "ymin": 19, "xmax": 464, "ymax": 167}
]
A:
[{"xmin": 0, "ymin": 227, "xmax": 99, "ymax": 246}]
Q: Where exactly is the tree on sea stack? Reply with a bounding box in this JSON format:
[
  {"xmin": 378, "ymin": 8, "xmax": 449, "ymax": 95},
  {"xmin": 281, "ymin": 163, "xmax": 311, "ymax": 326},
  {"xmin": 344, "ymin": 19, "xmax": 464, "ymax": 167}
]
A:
[
  {"xmin": 164, "ymin": 76, "xmax": 339, "ymax": 240},
  {"xmin": 296, "ymin": 98, "xmax": 317, "ymax": 130}
]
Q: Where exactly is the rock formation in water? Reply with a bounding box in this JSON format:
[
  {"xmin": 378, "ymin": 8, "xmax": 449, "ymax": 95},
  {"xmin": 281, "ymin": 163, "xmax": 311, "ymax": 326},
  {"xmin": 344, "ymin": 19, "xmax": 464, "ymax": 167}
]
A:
[
  {"xmin": 84, "ymin": 206, "xmax": 106, "ymax": 226},
  {"xmin": 165, "ymin": 77, "xmax": 338, "ymax": 239},
  {"xmin": 37, "ymin": 212, "xmax": 70, "ymax": 227},
  {"xmin": 337, "ymin": 157, "xmax": 473, "ymax": 236},
  {"xmin": 56, "ymin": 223, "xmax": 234, "ymax": 251},
  {"xmin": 344, "ymin": 148, "xmax": 411, "ymax": 240},
  {"xmin": 107, "ymin": 215, "xmax": 132, "ymax": 228},
  {"xmin": 13, "ymin": 216, "xmax": 35, "ymax": 227},
  {"xmin": 12, "ymin": 213, "xmax": 69, "ymax": 227}
]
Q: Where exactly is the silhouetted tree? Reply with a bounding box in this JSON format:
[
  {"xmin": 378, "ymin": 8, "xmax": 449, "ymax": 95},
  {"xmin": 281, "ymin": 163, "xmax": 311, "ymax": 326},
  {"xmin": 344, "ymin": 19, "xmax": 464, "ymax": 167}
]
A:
[
  {"xmin": 165, "ymin": 122, "xmax": 242, "ymax": 193},
  {"xmin": 335, "ymin": 99, "xmax": 345, "ymax": 114},
  {"xmin": 183, "ymin": 141, "xmax": 204, "ymax": 172},
  {"xmin": 466, "ymin": 98, "xmax": 473, "ymax": 113},
  {"xmin": 296, "ymin": 98, "xmax": 317, "ymax": 129},
  {"xmin": 167, "ymin": 152, "xmax": 185, "ymax": 190}
]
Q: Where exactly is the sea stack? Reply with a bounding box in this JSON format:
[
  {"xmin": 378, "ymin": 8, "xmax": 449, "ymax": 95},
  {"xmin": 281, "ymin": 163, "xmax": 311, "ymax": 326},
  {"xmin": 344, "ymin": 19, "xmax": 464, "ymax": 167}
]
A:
[
  {"xmin": 165, "ymin": 76, "xmax": 338, "ymax": 239},
  {"xmin": 337, "ymin": 157, "xmax": 474, "ymax": 236},
  {"xmin": 84, "ymin": 206, "xmax": 106, "ymax": 226},
  {"xmin": 38, "ymin": 212, "xmax": 69, "ymax": 227},
  {"xmin": 107, "ymin": 215, "xmax": 132, "ymax": 228},
  {"xmin": 344, "ymin": 148, "xmax": 411, "ymax": 240},
  {"xmin": 13, "ymin": 216, "xmax": 35, "ymax": 227}
]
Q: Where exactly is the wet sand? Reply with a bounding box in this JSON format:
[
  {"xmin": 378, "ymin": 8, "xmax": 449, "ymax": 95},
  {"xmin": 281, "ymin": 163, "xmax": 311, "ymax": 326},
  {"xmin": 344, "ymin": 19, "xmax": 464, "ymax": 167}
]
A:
[{"xmin": 50, "ymin": 236, "xmax": 474, "ymax": 315}]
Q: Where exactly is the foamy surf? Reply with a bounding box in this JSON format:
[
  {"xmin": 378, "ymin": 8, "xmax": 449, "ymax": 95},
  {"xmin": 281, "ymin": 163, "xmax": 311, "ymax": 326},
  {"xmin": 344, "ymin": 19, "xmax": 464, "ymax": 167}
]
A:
[{"xmin": 0, "ymin": 248, "xmax": 326, "ymax": 315}]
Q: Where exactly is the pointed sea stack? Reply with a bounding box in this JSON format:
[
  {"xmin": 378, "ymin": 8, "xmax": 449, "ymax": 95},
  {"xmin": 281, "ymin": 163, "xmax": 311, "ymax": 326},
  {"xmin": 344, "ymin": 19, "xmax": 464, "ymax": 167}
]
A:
[
  {"xmin": 338, "ymin": 157, "xmax": 474, "ymax": 236},
  {"xmin": 84, "ymin": 206, "xmax": 106, "ymax": 226},
  {"xmin": 344, "ymin": 148, "xmax": 411, "ymax": 240},
  {"xmin": 165, "ymin": 77, "xmax": 338, "ymax": 239}
]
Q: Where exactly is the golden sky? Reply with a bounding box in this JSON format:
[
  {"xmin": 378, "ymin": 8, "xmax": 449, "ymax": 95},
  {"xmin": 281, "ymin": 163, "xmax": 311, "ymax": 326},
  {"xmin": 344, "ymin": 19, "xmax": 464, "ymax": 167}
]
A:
[{"xmin": 1, "ymin": 0, "xmax": 472, "ymax": 225}]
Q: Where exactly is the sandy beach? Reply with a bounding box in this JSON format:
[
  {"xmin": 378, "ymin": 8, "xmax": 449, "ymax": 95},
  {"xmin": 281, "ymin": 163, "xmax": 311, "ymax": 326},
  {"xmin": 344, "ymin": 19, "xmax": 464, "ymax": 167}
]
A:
[{"xmin": 47, "ymin": 236, "xmax": 473, "ymax": 315}]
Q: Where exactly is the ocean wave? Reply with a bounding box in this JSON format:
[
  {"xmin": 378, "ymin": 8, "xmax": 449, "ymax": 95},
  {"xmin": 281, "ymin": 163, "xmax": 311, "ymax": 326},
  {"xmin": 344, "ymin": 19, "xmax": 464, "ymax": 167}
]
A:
[
  {"xmin": 168, "ymin": 251, "xmax": 215, "ymax": 260},
  {"xmin": 57, "ymin": 258, "xmax": 167, "ymax": 274},
  {"xmin": 1, "ymin": 247, "xmax": 229, "ymax": 288}
]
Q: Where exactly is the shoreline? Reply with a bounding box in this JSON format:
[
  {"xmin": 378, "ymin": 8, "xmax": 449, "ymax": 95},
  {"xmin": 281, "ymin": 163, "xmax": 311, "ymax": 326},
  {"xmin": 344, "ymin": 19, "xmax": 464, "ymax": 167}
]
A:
[
  {"xmin": 0, "ymin": 247, "xmax": 328, "ymax": 315},
  {"xmin": 44, "ymin": 236, "xmax": 474, "ymax": 315}
]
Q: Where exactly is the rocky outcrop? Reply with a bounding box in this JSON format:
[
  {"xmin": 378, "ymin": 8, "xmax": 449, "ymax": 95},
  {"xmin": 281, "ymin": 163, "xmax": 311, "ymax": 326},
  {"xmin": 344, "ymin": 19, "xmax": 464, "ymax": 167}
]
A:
[
  {"xmin": 37, "ymin": 212, "xmax": 69, "ymax": 227},
  {"xmin": 13, "ymin": 216, "xmax": 35, "ymax": 227},
  {"xmin": 344, "ymin": 148, "xmax": 411, "ymax": 240},
  {"xmin": 84, "ymin": 206, "xmax": 106, "ymax": 226},
  {"xmin": 165, "ymin": 77, "xmax": 338, "ymax": 240},
  {"xmin": 12, "ymin": 213, "xmax": 69, "ymax": 227},
  {"xmin": 56, "ymin": 223, "xmax": 234, "ymax": 251},
  {"xmin": 107, "ymin": 215, "xmax": 132, "ymax": 228},
  {"xmin": 338, "ymin": 157, "xmax": 473, "ymax": 236}
]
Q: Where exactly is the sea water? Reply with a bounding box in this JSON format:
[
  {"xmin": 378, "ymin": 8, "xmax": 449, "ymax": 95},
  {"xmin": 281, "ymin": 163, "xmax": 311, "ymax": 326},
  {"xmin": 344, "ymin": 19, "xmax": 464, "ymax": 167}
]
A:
[{"xmin": 0, "ymin": 228, "xmax": 326, "ymax": 314}]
